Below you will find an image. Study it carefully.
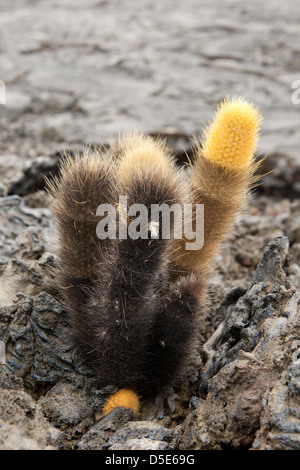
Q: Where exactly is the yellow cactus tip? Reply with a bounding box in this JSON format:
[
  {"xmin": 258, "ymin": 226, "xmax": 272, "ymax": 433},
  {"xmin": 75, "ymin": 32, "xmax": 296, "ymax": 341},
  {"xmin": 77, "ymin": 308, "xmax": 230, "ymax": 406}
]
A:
[
  {"xmin": 117, "ymin": 133, "xmax": 171, "ymax": 185},
  {"xmin": 202, "ymin": 97, "xmax": 262, "ymax": 171},
  {"xmin": 102, "ymin": 389, "xmax": 140, "ymax": 416}
]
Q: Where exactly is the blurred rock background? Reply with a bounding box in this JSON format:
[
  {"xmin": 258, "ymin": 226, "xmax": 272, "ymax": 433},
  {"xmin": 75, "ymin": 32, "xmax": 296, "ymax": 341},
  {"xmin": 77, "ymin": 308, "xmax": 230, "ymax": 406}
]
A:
[{"xmin": 0, "ymin": 0, "xmax": 299, "ymax": 450}]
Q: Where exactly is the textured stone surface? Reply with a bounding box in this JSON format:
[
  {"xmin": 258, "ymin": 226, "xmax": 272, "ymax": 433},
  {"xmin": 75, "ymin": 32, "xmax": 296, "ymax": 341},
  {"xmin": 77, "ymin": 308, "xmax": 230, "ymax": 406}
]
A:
[
  {"xmin": 107, "ymin": 421, "xmax": 180, "ymax": 449},
  {"xmin": 1, "ymin": 0, "xmax": 300, "ymax": 166},
  {"xmin": 110, "ymin": 438, "xmax": 169, "ymax": 450},
  {"xmin": 180, "ymin": 237, "xmax": 300, "ymax": 450},
  {"xmin": 76, "ymin": 407, "xmax": 134, "ymax": 450},
  {"xmin": 0, "ymin": 389, "xmax": 64, "ymax": 449},
  {"xmin": 0, "ymin": 421, "xmax": 45, "ymax": 450}
]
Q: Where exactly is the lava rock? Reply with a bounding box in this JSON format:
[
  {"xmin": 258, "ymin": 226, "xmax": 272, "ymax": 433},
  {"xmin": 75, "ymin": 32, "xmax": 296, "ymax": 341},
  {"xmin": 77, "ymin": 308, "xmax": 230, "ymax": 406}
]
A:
[
  {"xmin": 0, "ymin": 389, "xmax": 64, "ymax": 449},
  {"xmin": 183, "ymin": 236, "xmax": 300, "ymax": 450}
]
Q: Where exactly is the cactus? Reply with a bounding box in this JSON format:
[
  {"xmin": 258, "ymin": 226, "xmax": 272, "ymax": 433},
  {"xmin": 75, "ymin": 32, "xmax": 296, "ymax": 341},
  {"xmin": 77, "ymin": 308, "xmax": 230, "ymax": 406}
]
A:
[
  {"xmin": 171, "ymin": 97, "xmax": 262, "ymax": 278},
  {"xmin": 202, "ymin": 97, "xmax": 261, "ymax": 170},
  {"xmin": 47, "ymin": 97, "xmax": 262, "ymax": 415},
  {"xmin": 102, "ymin": 389, "xmax": 140, "ymax": 416}
]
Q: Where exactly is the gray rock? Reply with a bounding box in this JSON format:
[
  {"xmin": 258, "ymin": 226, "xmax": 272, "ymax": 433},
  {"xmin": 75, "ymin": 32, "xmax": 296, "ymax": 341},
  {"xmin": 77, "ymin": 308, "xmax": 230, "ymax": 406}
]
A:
[
  {"xmin": 38, "ymin": 381, "xmax": 94, "ymax": 429},
  {"xmin": 110, "ymin": 438, "xmax": 169, "ymax": 450},
  {"xmin": 182, "ymin": 236, "xmax": 300, "ymax": 450},
  {"xmin": 7, "ymin": 155, "xmax": 61, "ymax": 197},
  {"xmin": 76, "ymin": 407, "xmax": 133, "ymax": 450},
  {"xmin": 107, "ymin": 421, "xmax": 180, "ymax": 449},
  {"xmin": 76, "ymin": 427, "xmax": 109, "ymax": 451},
  {"xmin": 0, "ymin": 364, "xmax": 23, "ymax": 391},
  {"xmin": 0, "ymin": 389, "xmax": 64, "ymax": 449},
  {"xmin": 0, "ymin": 421, "xmax": 44, "ymax": 450},
  {"xmin": 0, "ymin": 196, "xmax": 54, "ymax": 260},
  {"xmin": 1, "ymin": 0, "xmax": 300, "ymax": 165},
  {"xmin": 95, "ymin": 407, "xmax": 134, "ymax": 432},
  {"xmin": 3, "ymin": 291, "xmax": 93, "ymax": 387}
]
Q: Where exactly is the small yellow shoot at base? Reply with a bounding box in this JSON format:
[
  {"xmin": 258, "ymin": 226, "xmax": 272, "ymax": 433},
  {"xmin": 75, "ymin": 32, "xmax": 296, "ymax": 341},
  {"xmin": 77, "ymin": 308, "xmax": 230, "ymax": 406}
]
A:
[{"xmin": 102, "ymin": 388, "xmax": 140, "ymax": 416}]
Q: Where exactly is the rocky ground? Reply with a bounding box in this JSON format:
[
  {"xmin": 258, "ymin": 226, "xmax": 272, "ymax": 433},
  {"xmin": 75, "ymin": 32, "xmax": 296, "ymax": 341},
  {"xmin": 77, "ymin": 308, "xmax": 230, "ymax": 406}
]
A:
[{"xmin": 0, "ymin": 0, "xmax": 300, "ymax": 451}]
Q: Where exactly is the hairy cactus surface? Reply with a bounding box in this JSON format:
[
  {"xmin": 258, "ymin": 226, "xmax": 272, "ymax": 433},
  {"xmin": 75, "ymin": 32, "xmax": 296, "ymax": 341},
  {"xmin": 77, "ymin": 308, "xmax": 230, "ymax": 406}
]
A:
[{"xmin": 46, "ymin": 97, "xmax": 262, "ymax": 415}]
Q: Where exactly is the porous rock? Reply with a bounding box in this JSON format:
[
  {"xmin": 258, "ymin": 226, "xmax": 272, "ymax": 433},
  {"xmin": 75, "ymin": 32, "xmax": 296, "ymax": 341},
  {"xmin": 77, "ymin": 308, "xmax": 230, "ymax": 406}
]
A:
[
  {"xmin": 180, "ymin": 236, "xmax": 300, "ymax": 450},
  {"xmin": 107, "ymin": 421, "xmax": 180, "ymax": 450},
  {"xmin": 0, "ymin": 389, "xmax": 63, "ymax": 449},
  {"xmin": 76, "ymin": 407, "xmax": 134, "ymax": 450}
]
